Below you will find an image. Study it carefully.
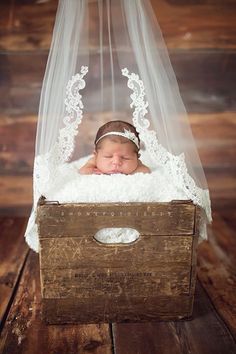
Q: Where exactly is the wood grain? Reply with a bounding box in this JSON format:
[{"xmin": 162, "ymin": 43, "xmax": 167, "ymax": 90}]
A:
[
  {"xmin": 197, "ymin": 213, "xmax": 236, "ymax": 339},
  {"xmin": 112, "ymin": 282, "xmax": 236, "ymax": 354},
  {"xmin": 0, "ymin": 251, "xmax": 113, "ymax": 354},
  {"xmin": 172, "ymin": 51, "xmax": 236, "ymax": 113},
  {"xmin": 221, "ymin": 209, "xmax": 236, "ymax": 230},
  {"xmin": 0, "ymin": 218, "xmax": 28, "ymax": 328},
  {"xmin": 43, "ymin": 295, "xmax": 193, "ymax": 324},
  {"xmin": 152, "ymin": 0, "xmax": 236, "ymax": 49},
  {"xmin": 40, "ymin": 235, "xmax": 192, "ymax": 270},
  {"xmin": 42, "ymin": 266, "xmax": 191, "ymax": 298},
  {"xmin": 0, "ymin": 116, "xmax": 36, "ymax": 175},
  {"xmin": 0, "ymin": 176, "xmax": 32, "ymax": 207},
  {"xmin": 205, "ymin": 169, "xmax": 236, "ymax": 202},
  {"xmin": 37, "ymin": 202, "xmax": 196, "ymax": 238},
  {"xmin": 0, "ymin": 0, "xmax": 56, "ymax": 51},
  {"xmin": 190, "ymin": 112, "xmax": 236, "ymax": 142},
  {"xmin": 1, "ymin": 0, "xmax": 236, "ymax": 51}
]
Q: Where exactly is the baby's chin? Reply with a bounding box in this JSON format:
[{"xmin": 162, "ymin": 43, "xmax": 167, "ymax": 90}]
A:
[
  {"xmin": 101, "ymin": 170, "xmax": 123, "ymax": 175},
  {"xmin": 97, "ymin": 165, "xmax": 138, "ymax": 175},
  {"xmin": 101, "ymin": 169, "xmax": 135, "ymax": 175},
  {"xmin": 109, "ymin": 171, "xmax": 124, "ymax": 174}
]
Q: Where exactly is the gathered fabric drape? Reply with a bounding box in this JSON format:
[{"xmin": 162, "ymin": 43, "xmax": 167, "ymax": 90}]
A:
[{"xmin": 25, "ymin": 0, "xmax": 211, "ymax": 252}]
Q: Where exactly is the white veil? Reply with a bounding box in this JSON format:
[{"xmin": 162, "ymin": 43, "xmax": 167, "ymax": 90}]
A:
[{"xmin": 25, "ymin": 0, "xmax": 211, "ymax": 252}]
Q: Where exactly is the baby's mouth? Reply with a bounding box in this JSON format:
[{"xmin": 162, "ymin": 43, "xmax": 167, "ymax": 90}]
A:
[{"xmin": 109, "ymin": 170, "xmax": 121, "ymax": 174}]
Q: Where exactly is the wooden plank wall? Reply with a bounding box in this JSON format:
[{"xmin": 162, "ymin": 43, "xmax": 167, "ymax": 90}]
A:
[{"xmin": 0, "ymin": 0, "xmax": 235, "ymax": 214}]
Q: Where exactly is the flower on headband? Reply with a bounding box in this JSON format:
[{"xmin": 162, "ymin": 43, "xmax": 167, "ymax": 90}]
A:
[{"xmin": 123, "ymin": 129, "xmax": 139, "ymax": 147}]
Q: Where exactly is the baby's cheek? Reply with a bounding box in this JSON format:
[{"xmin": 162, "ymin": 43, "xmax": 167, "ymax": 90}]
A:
[
  {"xmin": 97, "ymin": 160, "xmax": 110, "ymax": 173},
  {"xmin": 126, "ymin": 160, "xmax": 138, "ymax": 173}
]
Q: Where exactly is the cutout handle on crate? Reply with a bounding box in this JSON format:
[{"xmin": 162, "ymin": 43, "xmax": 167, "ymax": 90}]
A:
[{"xmin": 94, "ymin": 228, "xmax": 140, "ymax": 244}]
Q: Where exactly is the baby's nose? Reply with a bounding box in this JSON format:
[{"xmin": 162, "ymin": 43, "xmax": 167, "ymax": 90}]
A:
[{"xmin": 112, "ymin": 156, "xmax": 122, "ymax": 166}]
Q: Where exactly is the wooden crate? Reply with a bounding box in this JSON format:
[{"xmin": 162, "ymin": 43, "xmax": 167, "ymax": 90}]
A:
[{"xmin": 37, "ymin": 199, "xmax": 201, "ymax": 324}]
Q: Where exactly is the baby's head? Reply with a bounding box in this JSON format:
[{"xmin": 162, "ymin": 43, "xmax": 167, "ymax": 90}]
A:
[{"xmin": 94, "ymin": 120, "xmax": 140, "ymax": 174}]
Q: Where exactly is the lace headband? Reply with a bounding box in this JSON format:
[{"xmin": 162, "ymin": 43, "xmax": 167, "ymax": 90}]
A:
[{"xmin": 95, "ymin": 129, "xmax": 140, "ymax": 149}]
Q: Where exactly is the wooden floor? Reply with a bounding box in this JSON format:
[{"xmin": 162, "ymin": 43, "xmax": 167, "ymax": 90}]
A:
[{"xmin": 0, "ymin": 212, "xmax": 235, "ymax": 354}]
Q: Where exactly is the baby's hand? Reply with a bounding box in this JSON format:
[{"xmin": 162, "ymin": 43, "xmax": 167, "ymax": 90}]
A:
[
  {"xmin": 93, "ymin": 168, "xmax": 103, "ymax": 174},
  {"xmin": 133, "ymin": 160, "xmax": 151, "ymax": 174},
  {"xmin": 78, "ymin": 166, "xmax": 94, "ymax": 175}
]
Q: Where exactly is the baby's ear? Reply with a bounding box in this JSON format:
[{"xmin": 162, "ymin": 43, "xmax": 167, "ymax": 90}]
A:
[
  {"xmin": 138, "ymin": 152, "xmax": 141, "ymax": 158},
  {"xmin": 93, "ymin": 150, "xmax": 97, "ymax": 156}
]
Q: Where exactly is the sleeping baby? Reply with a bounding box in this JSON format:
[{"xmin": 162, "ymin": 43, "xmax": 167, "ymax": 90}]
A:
[{"xmin": 79, "ymin": 120, "xmax": 150, "ymax": 175}]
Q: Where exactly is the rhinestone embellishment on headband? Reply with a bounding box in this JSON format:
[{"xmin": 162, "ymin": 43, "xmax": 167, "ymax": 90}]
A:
[{"xmin": 123, "ymin": 129, "xmax": 139, "ymax": 147}]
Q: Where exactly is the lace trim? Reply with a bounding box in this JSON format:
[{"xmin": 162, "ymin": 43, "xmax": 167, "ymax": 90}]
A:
[
  {"xmin": 55, "ymin": 65, "xmax": 88, "ymax": 164},
  {"xmin": 122, "ymin": 68, "xmax": 212, "ymax": 222},
  {"xmin": 34, "ymin": 66, "xmax": 211, "ymax": 222},
  {"xmin": 33, "ymin": 66, "xmax": 88, "ymax": 204}
]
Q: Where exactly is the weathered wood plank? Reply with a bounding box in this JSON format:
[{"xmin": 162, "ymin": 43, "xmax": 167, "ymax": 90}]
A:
[
  {"xmin": 0, "ymin": 218, "xmax": 28, "ymax": 327},
  {"xmin": 0, "ymin": 86, "xmax": 41, "ymax": 116},
  {"xmin": 0, "ymin": 53, "xmax": 46, "ymax": 86},
  {"xmin": 0, "ymin": 176, "xmax": 32, "ymax": 207},
  {"xmin": 1, "ymin": 51, "xmax": 235, "ymax": 91},
  {"xmin": 40, "ymin": 236, "xmax": 192, "ymax": 270},
  {"xmin": 197, "ymin": 213, "xmax": 236, "ymax": 339},
  {"xmin": 1, "ymin": 0, "xmax": 236, "ymax": 51},
  {"xmin": 209, "ymin": 215, "xmax": 236, "ymax": 268},
  {"xmin": 0, "ymin": 51, "xmax": 235, "ymax": 117},
  {"xmin": 172, "ymin": 52, "xmax": 236, "ymax": 112},
  {"xmin": 0, "ymin": 251, "xmax": 113, "ymax": 354},
  {"xmin": 190, "ymin": 112, "xmax": 236, "ymax": 142},
  {"xmin": 0, "ymin": 206, "xmax": 31, "ymax": 218},
  {"xmin": 42, "ymin": 265, "xmax": 191, "ymax": 298},
  {"xmin": 0, "ymin": 116, "xmax": 36, "ymax": 175},
  {"xmin": 221, "ymin": 209, "xmax": 236, "ymax": 230},
  {"xmin": 197, "ymin": 145, "xmax": 236, "ymax": 169},
  {"xmin": 0, "ymin": 0, "xmax": 56, "ymax": 52},
  {"xmin": 112, "ymin": 282, "xmax": 236, "ymax": 354},
  {"xmin": 37, "ymin": 202, "xmax": 196, "ymax": 237},
  {"xmin": 205, "ymin": 168, "xmax": 236, "ymax": 202},
  {"xmin": 43, "ymin": 295, "xmax": 193, "ymax": 324},
  {"xmin": 113, "ymin": 321, "xmax": 184, "ymax": 354},
  {"xmin": 153, "ymin": 0, "xmax": 236, "ymax": 49}
]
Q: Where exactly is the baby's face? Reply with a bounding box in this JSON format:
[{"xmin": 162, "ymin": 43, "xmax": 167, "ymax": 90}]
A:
[{"xmin": 95, "ymin": 138, "xmax": 139, "ymax": 174}]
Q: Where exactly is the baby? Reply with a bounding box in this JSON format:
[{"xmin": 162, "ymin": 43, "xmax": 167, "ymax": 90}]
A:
[{"xmin": 79, "ymin": 120, "xmax": 150, "ymax": 175}]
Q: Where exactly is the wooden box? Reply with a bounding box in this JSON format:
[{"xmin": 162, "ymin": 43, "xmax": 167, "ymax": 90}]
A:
[{"xmin": 37, "ymin": 199, "xmax": 201, "ymax": 324}]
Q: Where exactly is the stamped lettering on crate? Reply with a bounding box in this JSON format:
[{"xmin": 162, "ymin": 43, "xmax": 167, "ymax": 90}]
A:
[
  {"xmin": 60, "ymin": 208, "xmax": 170, "ymax": 218},
  {"xmin": 74, "ymin": 271, "xmax": 153, "ymax": 279}
]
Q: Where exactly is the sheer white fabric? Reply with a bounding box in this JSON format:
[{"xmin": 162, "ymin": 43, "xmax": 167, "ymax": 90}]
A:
[{"xmin": 25, "ymin": 0, "xmax": 212, "ymax": 252}]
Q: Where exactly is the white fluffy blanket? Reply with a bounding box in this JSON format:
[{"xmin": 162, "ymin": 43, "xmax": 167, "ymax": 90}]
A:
[
  {"xmin": 46, "ymin": 156, "xmax": 187, "ymax": 204},
  {"xmin": 25, "ymin": 154, "xmax": 196, "ymax": 252}
]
